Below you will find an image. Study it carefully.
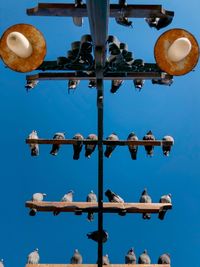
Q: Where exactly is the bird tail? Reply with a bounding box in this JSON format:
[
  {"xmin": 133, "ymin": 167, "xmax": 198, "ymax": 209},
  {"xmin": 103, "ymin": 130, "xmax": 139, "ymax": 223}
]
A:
[
  {"xmin": 158, "ymin": 208, "xmax": 167, "ymax": 220},
  {"xmin": 129, "ymin": 147, "xmax": 138, "ymax": 160},
  {"xmin": 50, "ymin": 145, "xmax": 59, "ymax": 156},
  {"xmin": 104, "ymin": 147, "xmax": 114, "ymax": 158},
  {"xmin": 87, "ymin": 212, "xmax": 94, "ymax": 222},
  {"xmin": 31, "ymin": 146, "xmax": 39, "ymax": 156}
]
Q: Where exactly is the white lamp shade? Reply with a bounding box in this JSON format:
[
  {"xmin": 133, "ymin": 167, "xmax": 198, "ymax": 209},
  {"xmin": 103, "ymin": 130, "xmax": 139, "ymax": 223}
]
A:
[
  {"xmin": 167, "ymin": 37, "xmax": 192, "ymax": 62},
  {"xmin": 6, "ymin": 31, "xmax": 33, "ymax": 58}
]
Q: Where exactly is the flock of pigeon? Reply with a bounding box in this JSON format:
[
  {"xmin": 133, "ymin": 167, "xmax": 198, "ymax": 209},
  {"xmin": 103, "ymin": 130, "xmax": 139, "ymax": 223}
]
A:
[
  {"xmin": 30, "ymin": 189, "xmax": 172, "ymax": 220},
  {"xmin": 28, "ymin": 130, "xmax": 174, "ymax": 159},
  {"xmin": 71, "ymin": 1, "xmax": 173, "ymax": 30},
  {"xmin": 26, "ymin": 248, "xmax": 171, "ymax": 265}
]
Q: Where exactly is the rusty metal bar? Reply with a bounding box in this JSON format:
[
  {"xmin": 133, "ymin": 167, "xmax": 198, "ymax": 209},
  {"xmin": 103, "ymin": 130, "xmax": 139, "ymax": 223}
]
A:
[
  {"xmin": 26, "ymin": 139, "xmax": 174, "ymax": 146},
  {"xmin": 26, "ymin": 4, "xmax": 174, "ymax": 19},
  {"xmin": 26, "ymin": 71, "xmax": 168, "ymax": 81}
]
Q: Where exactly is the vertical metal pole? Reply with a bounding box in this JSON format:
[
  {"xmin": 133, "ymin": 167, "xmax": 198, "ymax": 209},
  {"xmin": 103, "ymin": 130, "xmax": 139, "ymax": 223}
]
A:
[{"xmin": 97, "ymin": 76, "xmax": 104, "ymax": 267}]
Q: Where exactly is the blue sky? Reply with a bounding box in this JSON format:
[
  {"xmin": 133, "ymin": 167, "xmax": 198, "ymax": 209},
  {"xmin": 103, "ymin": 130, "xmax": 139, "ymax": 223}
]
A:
[{"xmin": 0, "ymin": 0, "xmax": 200, "ymax": 267}]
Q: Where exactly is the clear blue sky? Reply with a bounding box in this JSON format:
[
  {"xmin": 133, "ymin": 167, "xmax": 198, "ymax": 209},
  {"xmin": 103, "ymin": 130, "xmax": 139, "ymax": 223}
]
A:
[{"xmin": 0, "ymin": 0, "xmax": 200, "ymax": 267}]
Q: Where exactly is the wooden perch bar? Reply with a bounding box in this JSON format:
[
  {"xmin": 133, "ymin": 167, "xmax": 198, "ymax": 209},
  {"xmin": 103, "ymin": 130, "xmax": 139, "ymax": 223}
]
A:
[
  {"xmin": 26, "ymin": 201, "xmax": 172, "ymax": 214},
  {"xmin": 26, "ymin": 139, "xmax": 173, "ymax": 146},
  {"xmin": 26, "ymin": 264, "xmax": 170, "ymax": 267},
  {"xmin": 27, "ymin": 4, "xmax": 173, "ymax": 19}
]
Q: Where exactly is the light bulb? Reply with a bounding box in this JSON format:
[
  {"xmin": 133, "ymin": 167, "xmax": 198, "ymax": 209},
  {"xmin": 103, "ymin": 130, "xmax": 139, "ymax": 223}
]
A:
[{"xmin": 6, "ymin": 31, "xmax": 33, "ymax": 58}]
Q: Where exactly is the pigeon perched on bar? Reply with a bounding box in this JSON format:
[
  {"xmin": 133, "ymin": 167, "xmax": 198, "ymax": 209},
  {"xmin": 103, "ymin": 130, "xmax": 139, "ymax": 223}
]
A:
[
  {"xmin": 28, "ymin": 130, "xmax": 39, "ymax": 156},
  {"xmin": 86, "ymin": 190, "xmax": 97, "ymax": 222},
  {"xmin": 85, "ymin": 134, "xmax": 98, "ymax": 158},
  {"xmin": 73, "ymin": 133, "xmax": 84, "ymax": 160},
  {"xmin": 87, "ymin": 230, "xmax": 108, "ymax": 243},
  {"xmin": 110, "ymin": 80, "xmax": 123, "ymax": 94},
  {"xmin": 133, "ymin": 79, "xmax": 145, "ymax": 91},
  {"xmin": 102, "ymin": 254, "xmax": 110, "ymax": 265},
  {"xmin": 138, "ymin": 249, "xmax": 151, "ymax": 264},
  {"xmin": 127, "ymin": 132, "xmax": 138, "ymax": 160},
  {"xmin": 105, "ymin": 189, "xmax": 124, "ymax": 203},
  {"xmin": 32, "ymin": 193, "xmax": 47, "ymax": 202},
  {"xmin": 70, "ymin": 249, "xmax": 83, "ymax": 264},
  {"xmin": 104, "ymin": 133, "xmax": 119, "ymax": 158},
  {"xmin": 27, "ymin": 248, "xmax": 40, "ymax": 264},
  {"xmin": 158, "ymin": 193, "xmax": 172, "ymax": 220},
  {"xmin": 125, "ymin": 248, "xmax": 136, "ymax": 264},
  {"xmin": 50, "ymin": 132, "xmax": 65, "ymax": 156},
  {"xmin": 145, "ymin": 16, "xmax": 173, "ymax": 30},
  {"xmin": 143, "ymin": 130, "xmax": 156, "ymax": 156},
  {"xmin": 53, "ymin": 190, "xmax": 74, "ymax": 216},
  {"xmin": 0, "ymin": 259, "xmax": 4, "ymax": 267},
  {"xmin": 139, "ymin": 188, "xmax": 152, "ymax": 219},
  {"xmin": 88, "ymin": 80, "xmax": 96, "ymax": 88},
  {"xmin": 68, "ymin": 79, "xmax": 80, "ymax": 93},
  {"xmin": 162, "ymin": 135, "xmax": 174, "ymax": 156},
  {"xmin": 72, "ymin": 0, "xmax": 84, "ymax": 27},
  {"xmin": 158, "ymin": 253, "xmax": 171, "ymax": 264},
  {"xmin": 25, "ymin": 80, "xmax": 38, "ymax": 92}
]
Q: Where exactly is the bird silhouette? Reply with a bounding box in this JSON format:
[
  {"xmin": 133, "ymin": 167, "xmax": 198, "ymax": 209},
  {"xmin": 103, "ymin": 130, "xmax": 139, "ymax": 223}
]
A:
[
  {"xmin": 104, "ymin": 133, "xmax": 119, "ymax": 158},
  {"xmin": 73, "ymin": 133, "xmax": 84, "ymax": 160},
  {"xmin": 86, "ymin": 190, "xmax": 97, "ymax": 222},
  {"xmin": 127, "ymin": 132, "xmax": 138, "ymax": 160},
  {"xmin": 28, "ymin": 130, "xmax": 39, "ymax": 156},
  {"xmin": 50, "ymin": 132, "xmax": 65, "ymax": 156},
  {"xmin": 139, "ymin": 188, "xmax": 152, "ymax": 219},
  {"xmin": 143, "ymin": 130, "xmax": 156, "ymax": 156}
]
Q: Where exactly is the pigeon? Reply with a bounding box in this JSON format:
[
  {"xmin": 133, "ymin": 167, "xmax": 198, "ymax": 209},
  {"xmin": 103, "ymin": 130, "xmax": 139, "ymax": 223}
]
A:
[
  {"xmin": 143, "ymin": 130, "xmax": 156, "ymax": 157},
  {"xmin": 127, "ymin": 132, "xmax": 138, "ymax": 160},
  {"xmin": 87, "ymin": 230, "xmax": 108, "ymax": 243},
  {"xmin": 73, "ymin": 133, "xmax": 84, "ymax": 160},
  {"xmin": 145, "ymin": 17, "xmax": 173, "ymax": 30},
  {"xmin": 25, "ymin": 80, "xmax": 38, "ymax": 92},
  {"xmin": 32, "ymin": 193, "xmax": 47, "ymax": 202},
  {"xmin": 85, "ymin": 134, "xmax": 98, "ymax": 158},
  {"xmin": 27, "ymin": 248, "xmax": 40, "ymax": 264},
  {"xmin": 158, "ymin": 193, "xmax": 172, "ymax": 220},
  {"xmin": 72, "ymin": 0, "xmax": 84, "ymax": 27},
  {"xmin": 110, "ymin": 80, "xmax": 123, "ymax": 94},
  {"xmin": 68, "ymin": 79, "xmax": 80, "ymax": 93},
  {"xmin": 70, "ymin": 249, "xmax": 83, "ymax": 264},
  {"xmin": 152, "ymin": 77, "xmax": 173, "ymax": 86},
  {"xmin": 28, "ymin": 130, "xmax": 39, "ymax": 156},
  {"xmin": 86, "ymin": 190, "xmax": 97, "ymax": 222},
  {"xmin": 133, "ymin": 79, "xmax": 145, "ymax": 91},
  {"xmin": 88, "ymin": 80, "xmax": 96, "ymax": 88},
  {"xmin": 105, "ymin": 189, "xmax": 124, "ymax": 203},
  {"xmin": 53, "ymin": 190, "xmax": 74, "ymax": 216},
  {"xmin": 104, "ymin": 133, "xmax": 119, "ymax": 158},
  {"xmin": 138, "ymin": 249, "xmax": 151, "ymax": 264},
  {"xmin": 158, "ymin": 253, "xmax": 171, "ymax": 264},
  {"xmin": 102, "ymin": 254, "xmax": 110, "ymax": 265},
  {"xmin": 30, "ymin": 193, "xmax": 46, "ymax": 216},
  {"xmin": 0, "ymin": 259, "xmax": 4, "ymax": 267},
  {"xmin": 115, "ymin": 16, "xmax": 133, "ymax": 27},
  {"xmin": 162, "ymin": 135, "xmax": 174, "ymax": 156},
  {"xmin": 139, "ymin": 188, "xmax": 152, "ymax": 219},
  {"xmin": 50, "ymin": 132, "xmax": 65, "ymax": 156},
  {"xmin": 125, "ymin": 248, "xmax": 137, "ymax": 264}
]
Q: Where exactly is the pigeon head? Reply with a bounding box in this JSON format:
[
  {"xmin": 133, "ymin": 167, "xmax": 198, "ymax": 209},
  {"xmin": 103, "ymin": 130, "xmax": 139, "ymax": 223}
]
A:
[
  {"xmin": 35, "ymin": 248, "xmax": 39, "ymax": 252},
  {"xmin": 105, "ymin": 189, "xmax": 111, "ymax": 197},
  {"xmin": 129, "ymin": 248, "xmax": 134, "ymax": 254},
  {"xmin": 90, "ymin": 190, "xmax": 94, "ymax": 194},
  {"xmin": 143, "ymin": 249, "xmax": 148, "ymax": 254},
  {"xmin": 74, "ymin": 249, "xmax": 79, "ymax": 253},
  {"xmin": 68, "ymin": 190, "xmax": 74, "ymax": 194},
  {"xmin": 168, "ymin": 193, "xmax": 172, "ymax": 197},
  {"xmin": 0, "ymin": 259, "xmax": 3, "ymax": 263},
  {"xmin": 142, "ymin": 188, "xmax": 148, "ymax": 195},
  {"xmin": 147, "ymin": 130, "xmax": 153, "ymax": 135},
  {"xmin": 43, "ymin": 193, "xmax": 47, "ymax": 197}
]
